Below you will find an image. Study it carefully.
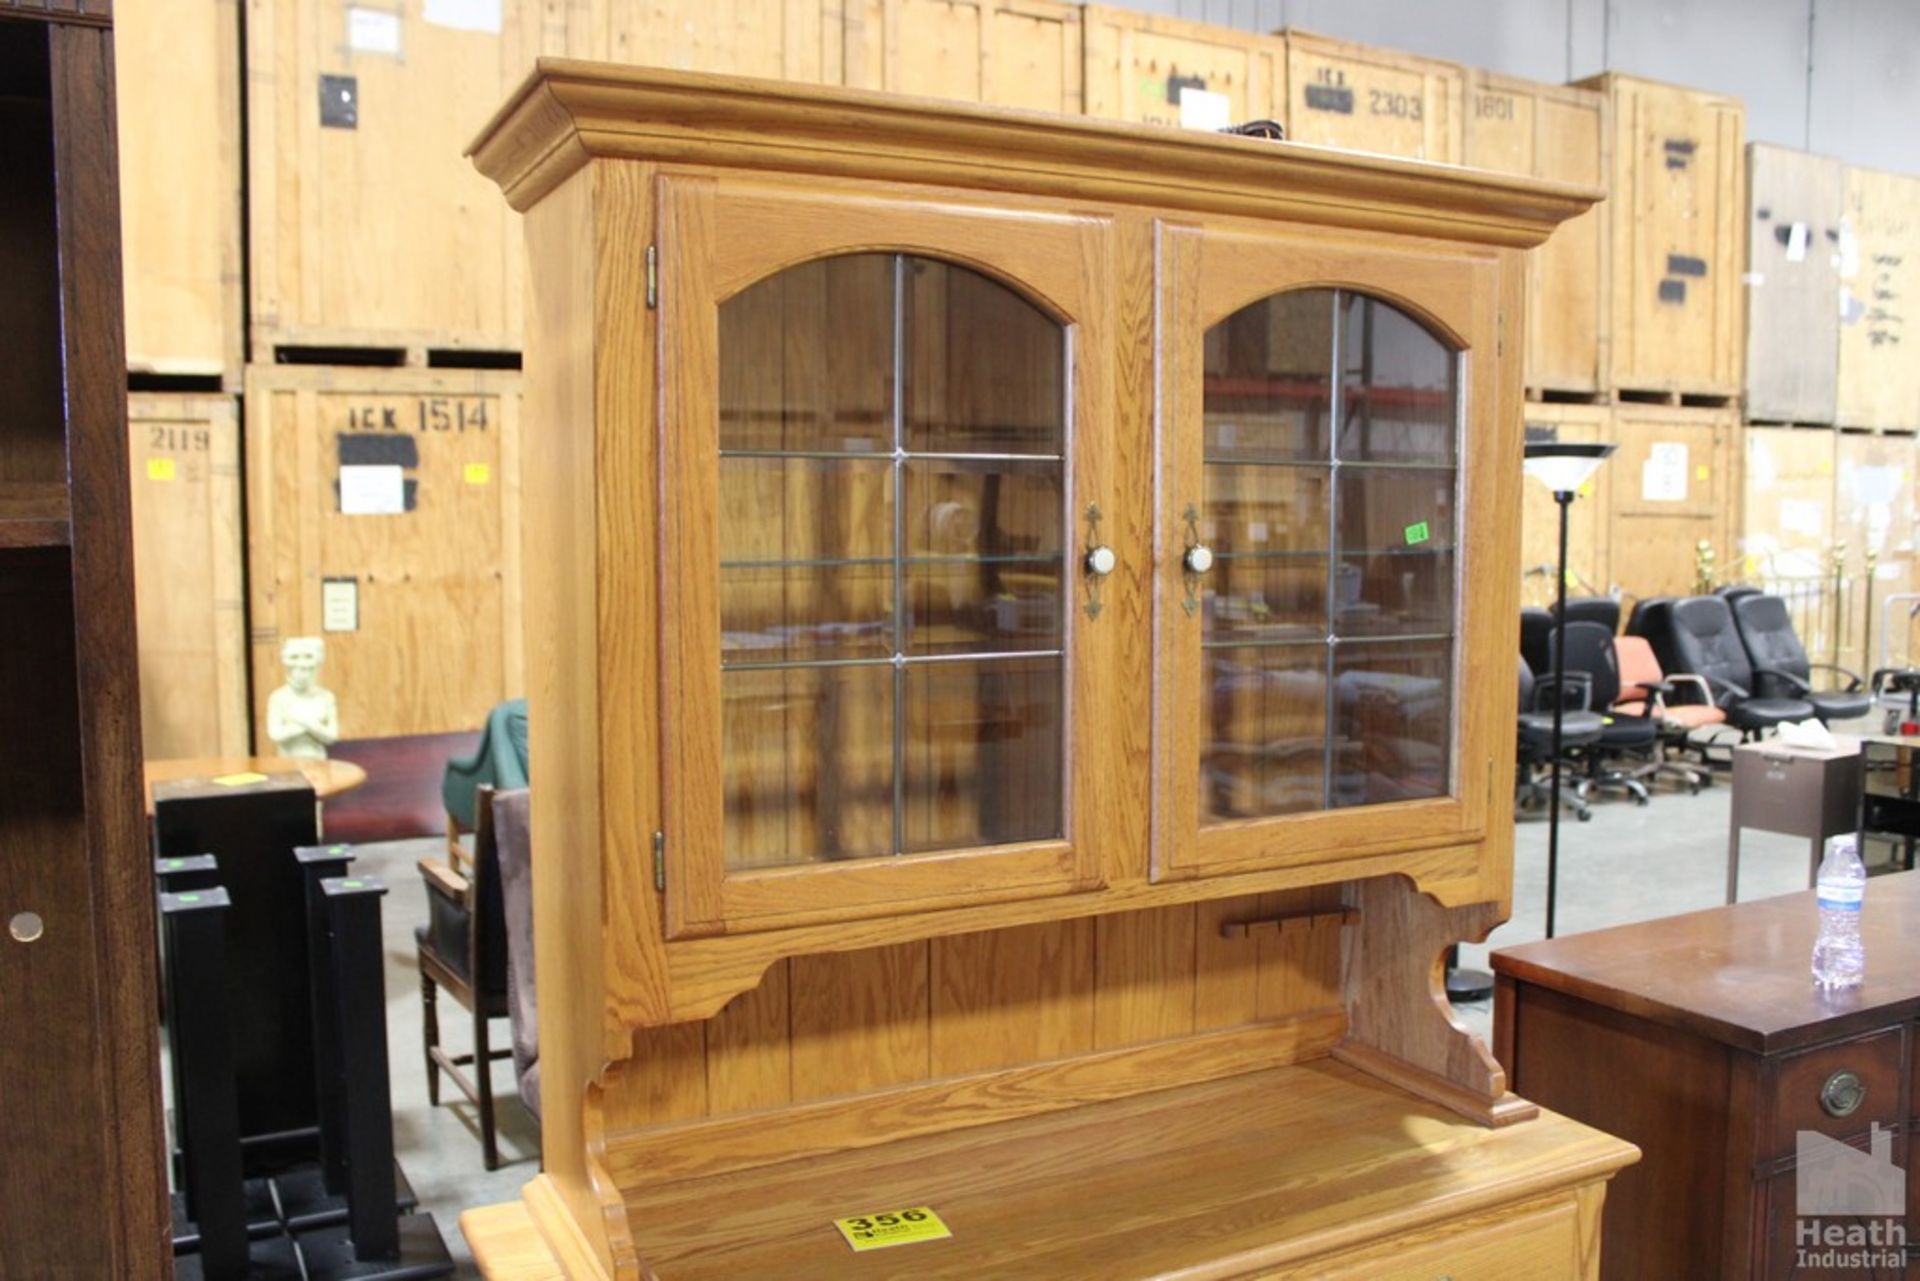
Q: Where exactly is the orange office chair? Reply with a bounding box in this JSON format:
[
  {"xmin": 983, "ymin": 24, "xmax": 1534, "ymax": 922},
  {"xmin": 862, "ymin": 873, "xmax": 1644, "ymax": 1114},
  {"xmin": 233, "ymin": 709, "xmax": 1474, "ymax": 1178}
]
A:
[{"xmin": 1613, "ymin": 634, "xmax": 1724, "ymax": 791}]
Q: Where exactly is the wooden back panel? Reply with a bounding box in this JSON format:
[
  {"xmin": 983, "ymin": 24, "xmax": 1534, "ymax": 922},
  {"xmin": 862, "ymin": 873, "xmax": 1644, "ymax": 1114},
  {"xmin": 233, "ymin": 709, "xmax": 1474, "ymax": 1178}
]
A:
[
  {"xmin": 599, "ymin": 887, "xmax": 1350, "ymax": 1182},
  {"xmin": 1463, "ymin": 72, "xmax": 1609, "ymax": 395},
  {"xmin": 1606, "ymin": 403, "xmax": 1741, "ymax": 601},
  {"xmin": 1281, "ymin": 30, "xmax": 1464, "ymax": 165},
  {"xmin": 1744, "ymin": 145, "xmax": 1843, "ymax": 425},
  {"xmin": 1518, "ymin": 402, "xmax": 1610, "ymax": 603},
  {"xmin": 1581, "ymin": 73, "xmax": 1745, "ymax": 396},
  {"xmin": 1082, "ymin": 7, "xmax": 1285, "ymax": 130},
  {"xmin": 1836, "ymin": 166, "xmax": 1920, "ymax": 430},
  {"xmin": 244, "ymin": 364, "xmax": 524, "ymax": 740},
  {"xmin": 127, "ymin": 392, "xmax": 249, "ymax": 758}
]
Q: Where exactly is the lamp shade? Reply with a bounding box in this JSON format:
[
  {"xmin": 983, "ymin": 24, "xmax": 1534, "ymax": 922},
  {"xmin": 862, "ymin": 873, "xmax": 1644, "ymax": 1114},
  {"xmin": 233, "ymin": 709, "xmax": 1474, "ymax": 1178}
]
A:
[{"xmin": 1523, "ymin": 441, "xmax": 1616, "ymax": 495}]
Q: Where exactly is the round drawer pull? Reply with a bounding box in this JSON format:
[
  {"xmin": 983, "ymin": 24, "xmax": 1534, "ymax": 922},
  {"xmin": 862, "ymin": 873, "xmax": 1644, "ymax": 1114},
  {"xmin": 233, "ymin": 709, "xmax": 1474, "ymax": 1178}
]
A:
[
  {"xmin": 9, "ymin": 911, "xmax": 43, "ymax": 943},
  {"xmin": 1820, "ymin": 1069, "xmax": 1865, "ymax": 1118}
]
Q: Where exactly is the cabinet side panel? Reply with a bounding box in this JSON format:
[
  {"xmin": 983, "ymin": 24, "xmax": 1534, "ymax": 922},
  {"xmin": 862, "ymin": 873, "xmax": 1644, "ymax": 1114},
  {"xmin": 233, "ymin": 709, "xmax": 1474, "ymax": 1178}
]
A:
[
  {"xmin": 521, "ymin": 167, "xmax": 614, "ymax": 1275},
  {"xmin": 1508, "ymin": 984, "xmax": 1731, "ymax": 1281}
]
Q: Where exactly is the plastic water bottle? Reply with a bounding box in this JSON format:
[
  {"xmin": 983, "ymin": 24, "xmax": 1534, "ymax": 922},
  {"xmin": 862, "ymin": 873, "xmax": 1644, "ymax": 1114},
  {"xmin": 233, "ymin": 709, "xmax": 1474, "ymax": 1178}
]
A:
[{"xmin": 1811, "ymin": 835, "xmax": 1866, "ymax": 989}]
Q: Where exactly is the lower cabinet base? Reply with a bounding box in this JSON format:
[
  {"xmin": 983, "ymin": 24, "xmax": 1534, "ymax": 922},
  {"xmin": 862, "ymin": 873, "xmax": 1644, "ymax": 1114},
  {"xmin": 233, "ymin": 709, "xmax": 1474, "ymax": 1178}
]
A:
[{"xmin": 463, "ymin": 1057, "xmax": 1636, "ymax": 1280}]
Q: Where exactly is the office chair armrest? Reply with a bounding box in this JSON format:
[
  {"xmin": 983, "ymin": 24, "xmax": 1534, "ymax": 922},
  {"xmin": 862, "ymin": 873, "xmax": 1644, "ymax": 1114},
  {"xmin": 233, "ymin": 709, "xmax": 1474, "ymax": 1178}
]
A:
[
  {"xmin": 1534, "ymin": 672, "xmax": 1593, "ymax": 712},
  {"xmin": 1701, "ymin": 673, "xmax": 1751, "ymax": 705},
  {"xmin": 1807, "ymin": 662, "xmax": 1865, "ymax": 691},
  {"xmin": 417, "ymin": 857, "xmax": 470, "ymax": 905},
  {"xmin": 1749, "ymin": 665, "xmax": 1812, "ymax": 696},
  {"xmin": 1666, "ymin": 673, "xmax": 1716, "ymax": 706}
]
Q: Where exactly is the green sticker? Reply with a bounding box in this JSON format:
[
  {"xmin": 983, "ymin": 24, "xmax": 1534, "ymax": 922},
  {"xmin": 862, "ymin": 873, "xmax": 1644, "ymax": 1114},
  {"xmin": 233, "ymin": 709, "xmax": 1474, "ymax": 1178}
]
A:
[
  {"xmin": 341, "ymin": 879, "xmax": 363, "ymax": 889},
  {"xmin": 177, "ymin": 894, "xmax": 201, "ymax": 904},
  {"xmin": 1404, "ymin": 520, "xmax": 1431, "ymax": 546}
]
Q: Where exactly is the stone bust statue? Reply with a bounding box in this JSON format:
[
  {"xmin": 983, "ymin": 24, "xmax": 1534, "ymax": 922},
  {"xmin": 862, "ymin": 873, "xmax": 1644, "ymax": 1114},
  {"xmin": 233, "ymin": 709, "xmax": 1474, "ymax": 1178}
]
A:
[{"xmin": 267, "ymin": 636, "xmax": 340, "ymax": 760}]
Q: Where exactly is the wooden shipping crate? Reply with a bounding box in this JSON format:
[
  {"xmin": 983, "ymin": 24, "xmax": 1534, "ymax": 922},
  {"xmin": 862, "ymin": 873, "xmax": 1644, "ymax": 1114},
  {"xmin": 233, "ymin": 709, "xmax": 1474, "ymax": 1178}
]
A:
[
  {"xmin": 244, "ymin": 365, "xmax": 523, "ymax": 742},
  {"xmin": 1836, "ymin": 166, "xmax": 1920, "ymax": 430},
  {"xmin": 1606, "ymin": 402, "xmax": 1742, "ymax": 601},
  {"xmin": 1745, "ymin": 145, "xmax": 1844, "ymax": 424},
  {"xmin": 844, "ymin": 0, "xmax": 1079, "ymax": 112},
  {"xmin": 247, "ymin": 0, "xmax": 547, "ymax": 357},
  {"xmin": 1740, "ymin": 424, "xmax": 1835, "ymax": 582},
  {"xmin": 1082, "ymin": 7, "xmax": 1284, "ymax": 129},
  {"xmin": 1835, "ymin": 431, "xmax": 1920, "ymax": 673},
  {"xmin": 1519, "ymin": 402, "xmax": 1611, "ymax": 603},
  {"xmin": 116, "ymin": 0, "xmax": 244, "ymax": 380},
  {"xmin": 580, "ymin": 0, "xmax": 841, "ymax": 82},
  {"xmin": 1278, "ymin": 29, "xmax": 1463, "ymax": 164},
  {"xmin": 1462, "ymin": 71, "xmax": 1609, "ymax": 395},
  {"xmin": 1576, "ymin": 73, "xmax": 1745, "ymax": 398},
  {"xmin": 128, "ymin": 394, "xmax": 250, "ymax": 759}
]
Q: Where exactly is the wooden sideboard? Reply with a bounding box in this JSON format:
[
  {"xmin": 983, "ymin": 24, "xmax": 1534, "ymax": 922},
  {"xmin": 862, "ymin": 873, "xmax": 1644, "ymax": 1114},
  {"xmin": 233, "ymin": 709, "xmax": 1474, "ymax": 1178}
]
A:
[
  {"xmin": 1495, "ymin": 871, "xmax": 1920, "ymax": 1280},
  {"xmin": 464, "ymin": 63, "xmax": 1635, "ymax": 1278}
]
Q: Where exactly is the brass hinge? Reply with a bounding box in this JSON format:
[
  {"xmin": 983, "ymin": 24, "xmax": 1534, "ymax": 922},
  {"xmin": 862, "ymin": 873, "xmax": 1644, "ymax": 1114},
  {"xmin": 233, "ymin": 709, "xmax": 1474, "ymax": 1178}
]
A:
[
  {"xmin": 646, "ymin": 244, "xmax": 658, "ymax": 310},
  {"xmin": 652, "ymin": 830, "xmax": 665, "ymax": 891}
]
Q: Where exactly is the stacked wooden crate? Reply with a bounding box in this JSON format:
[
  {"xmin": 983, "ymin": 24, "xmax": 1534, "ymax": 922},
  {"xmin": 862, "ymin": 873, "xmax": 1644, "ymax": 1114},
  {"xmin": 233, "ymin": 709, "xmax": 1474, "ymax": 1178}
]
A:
[
  {"xmin": 237, "ymin": 0, "xmax": 537, "ymax": 743},
  {"xmin": 116, "ymin": 0, "xmax": 249, "ymax": 758}
]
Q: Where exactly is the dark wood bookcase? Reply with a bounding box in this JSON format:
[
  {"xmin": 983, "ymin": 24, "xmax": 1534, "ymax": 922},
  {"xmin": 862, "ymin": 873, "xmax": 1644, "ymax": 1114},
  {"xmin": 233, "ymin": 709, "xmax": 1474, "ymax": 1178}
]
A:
[{"xmin": 0, "ymin": 1, "xmax": 169, "ymax": 1273}]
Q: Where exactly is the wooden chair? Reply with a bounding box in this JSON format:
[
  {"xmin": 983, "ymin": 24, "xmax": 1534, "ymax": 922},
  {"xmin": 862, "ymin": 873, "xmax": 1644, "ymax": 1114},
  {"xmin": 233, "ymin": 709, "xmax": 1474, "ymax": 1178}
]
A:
[{"xmin": 416, "ymin": 784, "xmax": 512, "ymax": 1168}]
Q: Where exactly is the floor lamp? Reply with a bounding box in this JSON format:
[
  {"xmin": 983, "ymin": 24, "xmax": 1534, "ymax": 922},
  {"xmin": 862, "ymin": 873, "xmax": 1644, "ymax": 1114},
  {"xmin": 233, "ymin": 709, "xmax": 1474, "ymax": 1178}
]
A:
[{"xmin": 1523, "ymin": 440, "xmax": 1615, "ymax": 939}]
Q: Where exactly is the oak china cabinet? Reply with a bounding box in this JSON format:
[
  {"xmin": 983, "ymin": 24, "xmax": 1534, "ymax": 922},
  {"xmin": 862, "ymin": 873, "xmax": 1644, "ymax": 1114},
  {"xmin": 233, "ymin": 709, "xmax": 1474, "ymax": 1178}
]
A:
[{"xmin": 468, "ymin": 63, "xmax": 1637, "ymax": 1280}]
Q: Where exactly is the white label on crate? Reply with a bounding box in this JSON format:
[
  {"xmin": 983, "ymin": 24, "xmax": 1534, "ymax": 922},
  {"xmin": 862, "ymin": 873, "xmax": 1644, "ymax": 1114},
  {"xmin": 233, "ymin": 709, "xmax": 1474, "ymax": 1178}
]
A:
[
  {"xmin": 1838, "ymin": 220, "xmax": 1861, "ymax": 280},
  {"xmin": 346, "ymin": 6, "xmax": 402, "ymax": 54},
  {"xmin": 1742, "ymin": 271, "xmax": 1765, "ymax": 287},
  {"xmin": 1779, "ymin": 499, "xmax": 1825, "ymax": 538},
  {"xmin": 423, "ymin": 0, "xmax": 502, "ymax": 33},
  {"xmin": 1848, "ymin": 463, "xmax": 1897, "ymax": 506},
  {"xmin": 1786, "ymin": 221, "xmax": 1810, "ymax": 263},
  {"xmin": 1841, "ymin": 288, "xmax": 1865, "ymax": 325},
  {"xmin": 1178, "ymin": 87, "xmax": 1231, "ymax": 131},
  {"xmin": 1641, "ymin": 442, "xmax": 1689, "ymax": 503},
  {"xmin": 339, "ymin": 464, "xmax": 405, "ymax": 515},
  {"xmin": 322, "ymin": 578, "xmax": 360, "ymax": 633}
]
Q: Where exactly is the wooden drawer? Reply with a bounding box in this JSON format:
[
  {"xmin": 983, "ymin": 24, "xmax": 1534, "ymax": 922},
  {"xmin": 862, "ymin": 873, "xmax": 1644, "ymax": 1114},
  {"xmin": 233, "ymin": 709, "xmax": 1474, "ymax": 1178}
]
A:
[
  {"xmin": 1769, "ymin": 1026, "xmax": 1907, "ymax": 1157},
  {"xmin": 1301, "ymin": 1197, "xmax": 1582, "ymax": 1280}
]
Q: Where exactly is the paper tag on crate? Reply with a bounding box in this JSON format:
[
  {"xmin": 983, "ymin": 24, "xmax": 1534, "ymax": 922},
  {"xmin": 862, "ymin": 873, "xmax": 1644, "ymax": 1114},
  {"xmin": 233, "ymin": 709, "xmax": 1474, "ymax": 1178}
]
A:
[
  {"xmin": 346, "ymin": 7, "xmax": 402, "ymax": 55},
  {"xmin": 1178, "ymin": 87, "xmax": 1232, "ymax": 131},
  {"xmin": 423, "ymin": 0, "xmax": 502, "ymax": 32}
]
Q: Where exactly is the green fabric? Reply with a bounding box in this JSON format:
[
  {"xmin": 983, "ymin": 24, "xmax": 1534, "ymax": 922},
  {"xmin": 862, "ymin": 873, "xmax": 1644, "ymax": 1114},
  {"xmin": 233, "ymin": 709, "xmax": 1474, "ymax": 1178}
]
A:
[{"xmin": 442, "ymin": 699, "xmax": 530, "ymax": 829}]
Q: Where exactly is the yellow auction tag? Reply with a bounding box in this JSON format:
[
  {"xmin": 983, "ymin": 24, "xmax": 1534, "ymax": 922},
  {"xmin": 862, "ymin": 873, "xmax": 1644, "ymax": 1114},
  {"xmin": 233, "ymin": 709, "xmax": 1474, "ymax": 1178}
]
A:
[
  {"xmin": 211, "ymin": 772, "xmax": 270, "ymax": 787},
  {"xmin": 1694, "ymin": 464, "xmax": 1710, "ymax": 481},
  {"xmin": 834, "ymin": 1206, "xmax": 951, "ymax": 1253},
  {"xmin": 464, "ymin": 462, "xmax": 491, "ymax": 485},
  {"xmin": 147, "ymin": 457, "xmax": 177, "ymax": 481}
]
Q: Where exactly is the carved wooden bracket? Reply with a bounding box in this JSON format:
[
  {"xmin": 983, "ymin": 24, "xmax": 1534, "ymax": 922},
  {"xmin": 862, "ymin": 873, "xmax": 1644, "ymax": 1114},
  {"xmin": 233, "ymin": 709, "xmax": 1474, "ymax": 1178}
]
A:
[{"xmin": 1334, "ymin": 874, "xmax": 1537, "ymax": 1128}]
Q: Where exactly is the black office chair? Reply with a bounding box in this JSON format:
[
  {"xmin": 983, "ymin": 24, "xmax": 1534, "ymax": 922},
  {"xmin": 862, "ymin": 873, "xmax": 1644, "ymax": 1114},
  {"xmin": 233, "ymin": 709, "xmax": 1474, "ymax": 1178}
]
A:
[
  {"xmin": 1520, "ymin": 608, "xmax": 1554, "ymax": 683},
  {"xmin": 1516, "ymin": 656, "xmax": 1605, "ymax": 821},
  {"xmin": 1550, "ymin": 621, "xmax": 1658, "ymax": 804},
  {"xmin": 1625, "ymin": 596, "xmax": 1674, "ymax": 643},
  {"xmin": 1728, "ymin": 593, "xmax": 1872, "ymax": 724},
  {"xmin": 1716, "ymin": 583, "xmax": 1762, "ymax": 605},
  {"xmin": 1657, "ymin": 596, "xmax": 1817, "ymax": 735},
  {"xmin": 1553, "ymin": 595, "xmax": 1621, "ymax": 633}
]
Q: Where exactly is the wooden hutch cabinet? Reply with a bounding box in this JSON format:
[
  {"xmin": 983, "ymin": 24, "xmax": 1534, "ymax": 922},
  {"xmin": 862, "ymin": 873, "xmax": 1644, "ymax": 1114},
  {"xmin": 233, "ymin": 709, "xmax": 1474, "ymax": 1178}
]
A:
[{"xmin": 468, "ymin": 64, "xmax": 1637, "ymax": 1279}]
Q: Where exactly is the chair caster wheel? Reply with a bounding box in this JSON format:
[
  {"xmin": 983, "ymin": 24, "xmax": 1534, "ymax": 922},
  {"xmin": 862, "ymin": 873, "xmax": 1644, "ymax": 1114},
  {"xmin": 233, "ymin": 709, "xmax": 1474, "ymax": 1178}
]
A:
[
  {"xmin": 1636, "ymin": 795, "xmax": 1649, "ymax": 807},
  {"xmin": 1577, "ymin": 810, "xmax": 1593, "ymax": 822},
  {"xmin": 1689, "ymin": 782, "xmax": 1701, "ymax": 796}
]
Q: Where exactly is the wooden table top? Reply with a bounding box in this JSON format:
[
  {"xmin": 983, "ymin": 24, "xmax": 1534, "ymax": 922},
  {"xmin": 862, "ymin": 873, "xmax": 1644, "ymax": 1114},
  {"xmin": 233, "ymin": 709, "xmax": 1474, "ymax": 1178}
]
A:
[
  {"xmin": 1492, "ymin": 870, "xmax": 1920, "ymax": 1055},
  {"xmin": 143, "ymin": 756, "xmax": 368, "ymax": 814}
]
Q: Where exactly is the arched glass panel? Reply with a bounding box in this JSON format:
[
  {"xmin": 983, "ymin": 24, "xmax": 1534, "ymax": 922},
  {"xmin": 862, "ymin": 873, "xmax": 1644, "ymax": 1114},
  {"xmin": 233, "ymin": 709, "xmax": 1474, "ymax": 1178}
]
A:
[
  {"xmin": 1200, "ymin": 288, "xmax": 1459, "ymax": 822},
  {"xmin": 716, "ymin": 253, "xmax": 1067, "ymax": 869}
]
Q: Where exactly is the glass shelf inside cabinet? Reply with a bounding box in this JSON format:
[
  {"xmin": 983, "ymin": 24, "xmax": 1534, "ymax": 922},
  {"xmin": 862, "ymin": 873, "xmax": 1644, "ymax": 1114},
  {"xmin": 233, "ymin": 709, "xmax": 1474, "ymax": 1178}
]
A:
[
  {"xmin": 716, "ymin": 252, "xmax": 1067, "ymax": 871},
  {"xmin": 1199, "ymin": 288, "xmax": 1459, "ymax": 823}
]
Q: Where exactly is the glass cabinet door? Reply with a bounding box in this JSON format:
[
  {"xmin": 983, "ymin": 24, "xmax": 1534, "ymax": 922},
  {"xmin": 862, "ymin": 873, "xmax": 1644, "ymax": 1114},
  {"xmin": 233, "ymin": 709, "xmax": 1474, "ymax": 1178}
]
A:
[
  {"xmin": 1153, "ymin": 224, "xmax": 1501, "ymax": 879},
  {"xmin": 658, "ymin": 178, "xmax": 1127, "ymax": 935}
]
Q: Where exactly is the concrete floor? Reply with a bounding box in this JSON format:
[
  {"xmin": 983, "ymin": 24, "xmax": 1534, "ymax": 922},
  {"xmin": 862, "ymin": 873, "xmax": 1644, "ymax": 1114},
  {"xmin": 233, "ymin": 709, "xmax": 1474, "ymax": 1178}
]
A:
[{"xmin": 215, "ymin": 762, "xmax": 1908, "ymax": 1277}]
